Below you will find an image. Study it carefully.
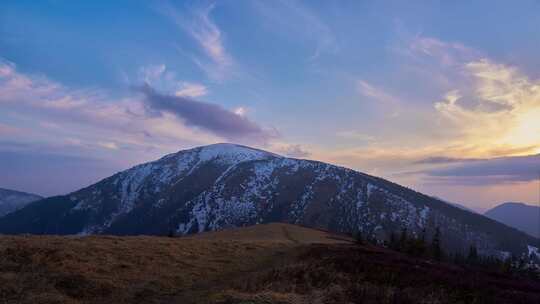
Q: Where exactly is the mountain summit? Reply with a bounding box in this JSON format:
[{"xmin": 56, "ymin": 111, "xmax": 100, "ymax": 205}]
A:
[{"xmin": 0, "ymin": 143, "xmax": 537, "ymax": 257}]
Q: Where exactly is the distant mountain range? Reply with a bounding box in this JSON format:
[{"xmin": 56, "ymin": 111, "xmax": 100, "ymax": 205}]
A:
[
  {"xmin": 0, "ymin": 188, "xmax": 42, "ymax": 217},
  {"xmin": 0, "ymin": 143, "xmax": 538, "ymax": 258},
  {"xmin": 485, "ymin": 202, "xmax": 540, "ymax": 238}
]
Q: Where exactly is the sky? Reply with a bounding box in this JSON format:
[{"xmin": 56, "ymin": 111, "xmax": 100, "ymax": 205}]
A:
[{"xmin": 1, "ymin": 0, "xmax": 539, "ymax": 212}]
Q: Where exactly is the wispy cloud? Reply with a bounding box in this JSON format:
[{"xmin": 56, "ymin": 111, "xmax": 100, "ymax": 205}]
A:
[
  {"xmin": 434, "ymin": 58, "xmax": 540, "ymax": 157},
  {"xmin": 189, "ymin": 4, "xmax": 232, "ymax": 68},
  {"xmin": 356, "ymin": 80, "xmax": 401, "ymax": 117},
  {"xmin": 137, "ymin": 64, "xmax": 208, "ymax": 98},
  {"xmin": 308, "ymin": 33, "xmax": 540, "ymax": 200},
  {"xmin": 158, "ymin": 2, "xmax": 234, "ymax": 81},
  {"xmin": 97, "ymin": 141, "xmax": 120, "ymax": 150},
  {"xmin": 138, "ymin": 64, "xmax": 167, "ymax": 84},
  {"xmin": 357, "ymin": 80, "xmax": 398, "ymax": 104},
  {"xmin": 272, "ymin": 143, "xmax": 311, "ymax": 158},
  {"xmin": 351, "ymin": 33, "xmax": 540, "ymax": 163},
  {"xmin": 405, "ymin": 36, "xmax": 480, "ymax": 67},
  {"xmin": 390, "ymin": 31, "xmax": 483, "ymax": 91},
  {"xmin": 252, "ymin": 0, "xmax": 337, "ymax": 60},
  {"xmin": 175, "ymin": 82, "xmax": 208, "ymax": 98}
]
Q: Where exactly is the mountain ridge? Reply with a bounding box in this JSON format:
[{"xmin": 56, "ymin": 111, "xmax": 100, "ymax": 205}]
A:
[
  {"xmin": 0, "ymin": 143, "xmax": 538, "ymax": 258},
  {"xmin": 0, "ymin": 187, "xmax": 43, "ymax": 217},
  {"xmin": 485, "ymin": 202, "xmax": 540, "ymax": 238}
]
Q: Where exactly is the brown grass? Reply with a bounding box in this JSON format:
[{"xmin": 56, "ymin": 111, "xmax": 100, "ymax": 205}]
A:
[
  {"xmin": 0, "ymin": 223, "xmax": 538, "ymax": 304},
  {"xmin": 0, "ymin": 223, "xmax": 348, "ymax": 303}
]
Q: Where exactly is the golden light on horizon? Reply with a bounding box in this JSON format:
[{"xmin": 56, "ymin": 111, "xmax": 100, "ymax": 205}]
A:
[{"xmin": 502, "ymin": 107, "xmax": 540, "ymax": 154}]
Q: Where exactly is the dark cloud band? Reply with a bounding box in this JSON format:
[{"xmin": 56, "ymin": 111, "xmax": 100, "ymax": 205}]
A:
[
  {"xmin": 422, "ymin": 154, "xmax": 540, "ymax": 185},
  {"xmin": 414, "ymin": 156, "xmax": 483, "ymax": 164},
  {"xmin": 139, "ymin": 85, "xmax": 273, "ymax": 143}
]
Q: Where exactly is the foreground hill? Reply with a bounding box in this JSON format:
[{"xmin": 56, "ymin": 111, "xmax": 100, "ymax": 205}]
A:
[
  {"xmin": 0, "ymin": 143, "xmax": 538, "ymax": 258},
  {"xmin": 0, "ymin": 223, "xmax": 538, "ymax": 304},
  {"xmin": 485, "ymin": 202, "xmax": 540, "ymax": 238},
  {"xmin": 0, "ymin": 188, "xmax": 42, "ymax": 217}
]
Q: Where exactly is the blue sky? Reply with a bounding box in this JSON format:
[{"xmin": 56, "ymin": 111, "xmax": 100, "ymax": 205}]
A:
[{"xmin": 1, "ymin": 0, "xmax": 539, "ymax": 211}]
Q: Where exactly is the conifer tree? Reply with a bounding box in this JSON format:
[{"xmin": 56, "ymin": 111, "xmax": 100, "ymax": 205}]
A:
[
  {"xmin": 415, "ymin": 233, "xmax": 427, "ymax": 257},
  {"xmin": 399, "ymin": 228, "xmax": 408, "ymax": 252},
  {"xmin": 431, "ymin": 227, "xmax": 442, "ymax": 261},
  {"xmin": 501, "ymin": 257, "xmax": 513, "ymax": 274},
  {"xmin": 354, "ymin": 230, "xmax": 364, "ymax": 245},
  {"xmin": 389, "ymin": 231, "xmax": 398, "ymax": 250},
  {"xmin": 467, "ymin": 244, "xmax": 478, "ymax": 263}
]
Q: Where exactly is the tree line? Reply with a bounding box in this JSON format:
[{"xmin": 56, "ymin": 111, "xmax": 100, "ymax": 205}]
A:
[{"xmin": 353, "ymin": 227, "xmax": 539, "ymax": 280}]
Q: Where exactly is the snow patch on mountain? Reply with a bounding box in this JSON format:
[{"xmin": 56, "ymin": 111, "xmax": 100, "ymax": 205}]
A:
[
  {"xmin": 197, "ymin": 143, "xmax": 276, "ymax": 164},
  {"xmin": 529, "ymin": 245, "xmax": 540, "ymax": 259}
]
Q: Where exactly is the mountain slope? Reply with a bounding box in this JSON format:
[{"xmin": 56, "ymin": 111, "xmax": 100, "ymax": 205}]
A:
[
  {"xmin": 0, "ymin": 188, "xmax": 42, "ymax": 217},
  {"xmin": 0, "ymin": 143, "xmax": 538, "ymax": 257},
  {"xmin": 485, "ymin": 202, "xmax": 540, "ymax": 238}
]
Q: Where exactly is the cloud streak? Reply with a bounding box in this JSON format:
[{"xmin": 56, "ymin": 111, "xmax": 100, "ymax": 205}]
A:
[
  {"xmin": 252, "ymin": 0, "xmax": 337, "ymax": 60},
  {"xmin": 188, "ymin": 4, "xmax": 231, "ymax": 68},
  {"xmin": 175, "ymin": 82, "xmax": 208, "ymax": 98},
  {"xmin": 139, "ymin": 85, "xmax": 274, "ymax": 143},
  {"xmin": 137, "ymin": 64, "xmax": 209, "ymax": 98},
  {"xmin": 159, "ymin": 2, "xmax": 234, "ymax": 81},
  {"xmin": 356, "ymin": 80, "xmax": 401, "ymax": 117},
  {"xmin": 414, "ymin": 156, "xmax": 483, "ymax": 164},
  {"xmin": 421, "ymin": 154, "xmax": 540, "ymax": 185},
  {"xmin": 357, "ymin": 80, "xmax": 399, "ymax": 104},
  {"xmin": 274, "ymin": 144, "xmax": 311, "ymax": 158},
  {"xmin": 405, "ymin": 35, "xmax": 480, "ymax": 67}
]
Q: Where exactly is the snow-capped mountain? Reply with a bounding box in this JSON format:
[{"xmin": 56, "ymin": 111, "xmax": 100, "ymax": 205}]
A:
[
  {"xmin": 0, "ymin": 143, "xmax": 537, "ymax": 257},
  {"xmin": 0, "ymin": 188, "xmax": 42, "ymax": 217}
]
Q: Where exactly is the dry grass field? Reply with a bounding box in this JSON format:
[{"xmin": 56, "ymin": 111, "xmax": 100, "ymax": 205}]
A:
[
  {"xmin": 0, "ymin": 223, "xmax": 538, "ymax": 304},
  {"xmin": 0, "ymin": 223, "xmax": 350, "ymax": 303}
]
